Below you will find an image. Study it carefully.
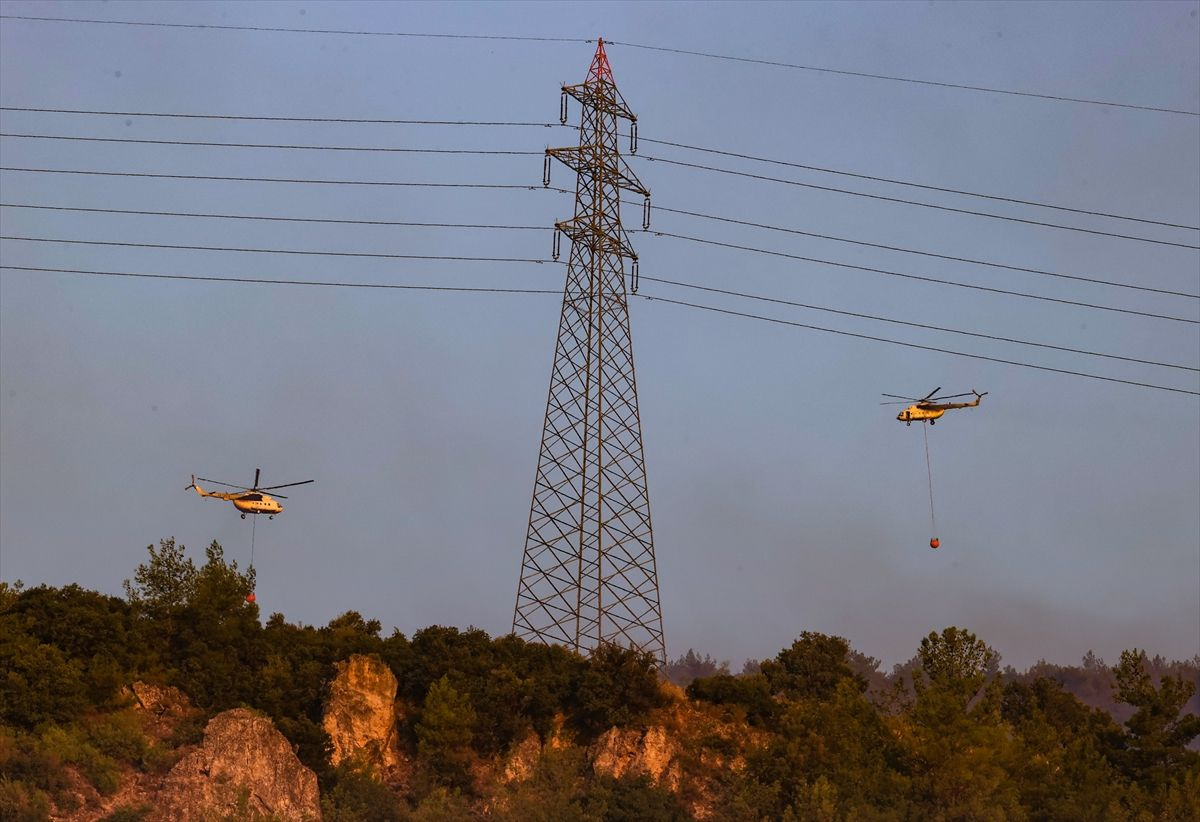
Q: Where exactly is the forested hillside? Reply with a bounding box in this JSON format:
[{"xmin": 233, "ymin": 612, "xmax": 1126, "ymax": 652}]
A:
[{"xmin": 2, "ymin": 538, "xmax": 1197, "ymax": 821}]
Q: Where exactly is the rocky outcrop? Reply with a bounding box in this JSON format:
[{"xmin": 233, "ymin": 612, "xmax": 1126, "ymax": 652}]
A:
[
  {"xmin": 590, "ymin": 725, "xmax": 681, "ymax": 792},
  {"xmin": 501, "ymin": 732, "xmax": 543, "ymax": 783},
  {"xmin": 130, "ymin": 681, "xmax": 190, "ymax": 717},
  {"xmin": 322, "ymin": 654, "xmax": 406, "ymax": 779},
  {"xmin": 126, "ymin": 680, "xmax": 194, "ymax": 740},
  {"xmin": 156, "ymin": 708, "xmax": 320, "ymax": 821}
]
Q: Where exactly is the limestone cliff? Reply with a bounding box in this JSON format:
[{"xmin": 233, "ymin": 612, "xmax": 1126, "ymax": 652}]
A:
[
  {"xmin": 590, "ymin": 724, "xmax": 682, "ymax": 792},
  {"xmin": 155, "ymin": 707, "xmax": 321, "ymax": 821},
  {"xmin": 322, "ymin": 654, "xmax": 406, "ymax": 779}
]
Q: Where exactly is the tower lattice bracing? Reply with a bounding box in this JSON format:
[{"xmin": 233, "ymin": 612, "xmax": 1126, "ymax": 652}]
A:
[{"xmin": 513, "ymin": 40, "xmax": 665, "ymax": 663}]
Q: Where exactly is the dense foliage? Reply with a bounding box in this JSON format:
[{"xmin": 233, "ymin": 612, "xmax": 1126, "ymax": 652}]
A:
[{"xmin": 1, "ymin": 539, "xmax": 1197, "ymax": 820}]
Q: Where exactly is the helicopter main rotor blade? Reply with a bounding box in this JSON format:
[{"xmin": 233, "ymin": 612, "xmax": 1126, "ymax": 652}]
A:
[
  {"xmin": 926, "ymin": 392, "xmax": 976, "ymax": 402},
  {"xmin": 921, "ymin": 386, "xmax": 942, "ymax": 401},
  {"xmin": 880, "ymin": 393, "xmax": 920, "ymax": 401},
  {"xmin": 257, "ymin": 479, "xmax": 315, "ymax": 491},
  {"xmin": 196, "ymin": 477, "xmax": 256, "ymax": 491},
  {"xmin": 254, "ymin": 468, "xmax": 261, "ymax": 489},
  {"xmin": 879, "ymin": 400, "xmax": 914, "ymax": 405},
  {"xmin": 269, "ymin": 493, "xmax": 288, "ymax": 499}
]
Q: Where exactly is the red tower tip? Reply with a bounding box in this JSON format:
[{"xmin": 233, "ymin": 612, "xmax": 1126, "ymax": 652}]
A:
[{"xmin": 587, "ymin": 38, "xmax": 613, "ymax": 84}]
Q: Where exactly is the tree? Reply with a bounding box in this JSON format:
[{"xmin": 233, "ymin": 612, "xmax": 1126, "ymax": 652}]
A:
[
  {"xmin": 760, "ymin": 632, "xmax": 866, "ymax": 702},
  {"xmin": 1112, "ymin": 649, "xmax": 1200, "ymax": 788},
  {"xmin": 907, "ymin": 628, "xmax": 1020, "ymax": 820},
  {"xmin": 663, "ymin": 649, "xmax": 729, "ymax": 688},
  {"xmin": 916, "ymin": 626, "xmax": 998, "ymax": 706},
  {"xmin": 123, "ymin": 538, "xmax": 198, "ymax": 615},
  {"xmin": 687, "ymin": 673, "xmax": 776, "ymax": 727},
  {"xmin": 415, "ymin": 675, "xmax": 477, "ymax": 789},
  {"xmin": 570, "ymin": 643, "xmax": 666, "ymax": 738}
]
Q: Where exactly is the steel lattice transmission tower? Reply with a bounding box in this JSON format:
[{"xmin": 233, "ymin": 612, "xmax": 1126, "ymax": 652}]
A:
[{"xmin": 512, "ymin": 40, "xmax": 665, "ymax": 664}]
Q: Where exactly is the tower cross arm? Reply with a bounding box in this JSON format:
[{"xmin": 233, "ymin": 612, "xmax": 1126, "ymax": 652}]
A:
[
  {"xmin": 546, "ymin": 147, "xmax": 650, "ymax": 198},
  {"xmin": 554, "ymin": 218, "xmax": 640, "ymax": 260},
  {"xmin": 562, "ymin": 83, "xmax": 638, "ymax": 122}
]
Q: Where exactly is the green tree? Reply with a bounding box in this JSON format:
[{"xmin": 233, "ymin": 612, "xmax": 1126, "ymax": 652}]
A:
[
  {"xmin": 1002, "ymin": 677, "xmax": 1125, "ymax": 819},
  {"xmin": 415, "ymin": 675, "xmax": 477, "ymax": 789},
  {"xmin": 687, "ymin": 673, "xmax": 776, "ymax": 727},
  {"xmin": 1112, "ymin": 649, "xmax": 1200, "ymax": 788},
  {"xmin": 321, "ymin": 765, "xmax": 405, "ymax": 822},
  {"xmin": 123, "ymin": 538, "xmax": 198, "ymax": 615},
  {"xmin": 760, "ymin": 632, "xmax": 866, "ymax": 702},
  {"xmin": 916, "ymin": 626, "xmax": 998, "ymax": 707},
  {"xmin": 571, "ymin": 643, "xmax": 666, "ymax": 738},
  {"xmin": 907, "ymin": 628, "xmax": 1019, "ymax": 820}
]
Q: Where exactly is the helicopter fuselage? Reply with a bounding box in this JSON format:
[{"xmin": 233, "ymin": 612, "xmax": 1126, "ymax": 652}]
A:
[
  {"xmin": 898, "ymin": 405, "xmax": 947, "ymax": 424},
  {"xmin": 231, "ymin": 494, "xmax": 283, "ymax": 516},
  {"xmin": 189, "ymin": 481, "xmax": 283, "ymax": 516},
  {"xmin": 897, "ymin": 394, "xmax": 983, "ymax": 425}
]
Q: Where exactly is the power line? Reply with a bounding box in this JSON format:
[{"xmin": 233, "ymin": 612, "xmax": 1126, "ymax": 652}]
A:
[
  {"xmin": 6, "ymin": 110, "xmax": 1193, "ymax": 232},
  {"xmin": 643, "ymin": 295, "xmax": 1199, "ymax": 397},
  {"xmin": 6, "ymin": 200, "xmax": 1190, "ymax": 301},
  {"xmin": 0, "ymin": 235, "xmax": 555, "ymax": 265},
  {"xmin": 0, "ymin": 15, "xmax": 591, "ymax": 43},
  {"xmin": 0, "ymin": 166, "xmax": 547, "ymax": 190},
  {"xmin": 605, "ymin": 40, "xmax": 1200, "ymax": 118},
  {"xmin": 0, "ymin": 106, "xmax": 566, "ymax": 127},
  {"xmin": 638, "ymin": 156, "xmax": 1200, "ymax": 250},
  {"xmin": 636, "ymin": 137, "xmax": 1199, "ymax": 231},
  {"xmin": 641, "ymin": 230, "xmax": 1200, "ymax": 325},
  {"xmin": 642, "ymin": 202, "xmax": 1200, "ymax": 300},
  {"xmin": 5, "ymin": 262, "xmax": 1192, "ymax": 396},
  {"xmin": 4, "ymin": 203, "xmax": 1190, "ymax": 369},
  {"xmin": 4, "ymin": 221, "xmax": 1193, "ymax": 324},
  {"xmin": 0, "ymin": 203, "xmax": 550, "ymax": 231},
  {"xmin": 1, "ymin": 15, "xmax": 1189, "ymax": 116},
  {"xmin": 0, "ymin": 265, "xmax": 561, "ymax": 294},
  {"xmin": 0, "ymin": 133, "xmax": 542, "ymax": 156},
  {"xmin": 638, "ymin": 274, "xmax": 1198, "ymax": 372}
]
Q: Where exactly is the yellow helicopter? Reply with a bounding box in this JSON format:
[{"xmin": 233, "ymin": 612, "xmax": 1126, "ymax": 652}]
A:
[
  {"xmin": 186, "ymin": 468, "xmax": 313, "ymax": 519},
  {"xmin": 881, "ymin": 387, "xmax": 988, "ymax": 426}
]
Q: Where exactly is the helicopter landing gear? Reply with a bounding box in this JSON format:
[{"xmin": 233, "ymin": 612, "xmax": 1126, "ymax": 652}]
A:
[
  {"xmin": 240, "ymin": 513, "xmax": 246, "ymax": 519},
  {"xmin": 268, "ymin": 515, "xmax": 274, "ymax": 520},
  {"xmin": 906, "ymin": 421, "xmax": 911, "ymax": 427},
  {"xmin": 930, "ymin": 420, "xmax": 936, "ymax": 426}
]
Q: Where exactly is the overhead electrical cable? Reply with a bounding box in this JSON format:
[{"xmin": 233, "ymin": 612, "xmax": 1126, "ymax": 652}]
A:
[
  {"xmin": 637, "ymin": 156, "xmax": 1200, "ymax": 250},
  {"xmin": 4, "ymin": 263, "xmax": 1193, "ymax": 397},
  {"xmin": 0, "ymin": 106, "xmax": 566, "ymax": 127},
  {"xmin": 0, "ymin": 16, "xmax": 1190, "ymax": 115},
  {"xmin": 640, "ymin": 231, "xmax": 1200, "ymax": 325},
  {"xmin": 640, "ymin": 295, "xmax": 1200, "ymax": 397},
  {"xmin": 0, "ymin": 133, "xmax": 542, "ymax": 156},
  {"xmin": 2, "ymin": 210, "xmax": 1190, "ymax": 368},
  {"xmin": 634, "ymin": 137, "xmax": 1199, "ymax": 231},
  {"xmin": 0, "ymin": 265, "xmax": 560, "ymax": 294},
  {"xmin": 5, "ymin": 226, "xmax": 1194, "ymax": 324},
  {"xmin": 0, "ymin": 235, "xmax": 555, "ymax": 264},
  {"xmin": 4, "ymin": 200, "xmax": 1192, "ymax": 301},
  {"xmin": 0, "ymin": 15, "xmax": 592, "ymax": 43},
  {"xmin": 0, "ymin": 166, "xmax": 546, "ymax": 190},
  {"xmin": 7, "ymin": 109, "xmax": 1195, "ymax": 232},
  {"xmin": 0, "ymin": 203, "xmax": 549, "ymax": 231},
  {"xmin": 603, "ymin": 40, "xmax": 1200, "ymax": 117},
  {"xmin": 637, "ymin": 274, "xmax": 1198, "ymax": 372},
  {"xmin": 639, "ymin": 202, "xmax": 1200, "ymax": 300}
]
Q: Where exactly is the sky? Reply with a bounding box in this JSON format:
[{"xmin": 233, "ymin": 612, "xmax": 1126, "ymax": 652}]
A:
[{"xmin": 1, "ymin": 0, "xmax": 1197, "ymax": 672}]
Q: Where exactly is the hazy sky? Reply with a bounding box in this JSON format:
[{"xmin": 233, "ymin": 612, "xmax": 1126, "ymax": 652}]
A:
[{"xmin": 1, "ymin": 1, "xmax": 1197, "ymax": 671}]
